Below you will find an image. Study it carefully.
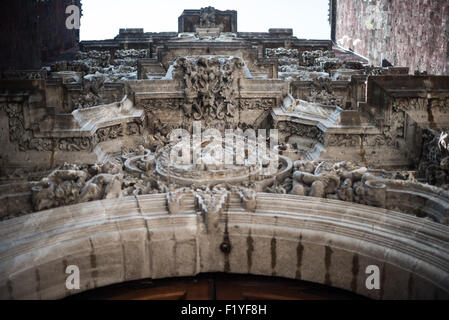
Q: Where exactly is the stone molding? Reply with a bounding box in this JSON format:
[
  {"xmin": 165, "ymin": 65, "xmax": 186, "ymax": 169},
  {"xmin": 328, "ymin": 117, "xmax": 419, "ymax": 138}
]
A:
[{"xmin": 0, "ymin": 193, "xmax": 448, "ymax": 299}]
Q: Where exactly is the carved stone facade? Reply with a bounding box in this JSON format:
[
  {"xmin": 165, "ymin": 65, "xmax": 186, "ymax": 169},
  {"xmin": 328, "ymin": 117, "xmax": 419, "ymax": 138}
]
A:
[
  {"xmin": 174, "ymin": 56, "xmax": 244, "ymax": 121},
  {"xmin": 1, "ymin": 6, "xmax": 449, "ymax": 301}
]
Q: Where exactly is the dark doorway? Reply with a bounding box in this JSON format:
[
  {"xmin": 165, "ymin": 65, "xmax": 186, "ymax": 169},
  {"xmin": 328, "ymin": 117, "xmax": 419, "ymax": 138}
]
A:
[{"xmin": 67, "ymin": 273, "xmax": 366, "ymax": 300}]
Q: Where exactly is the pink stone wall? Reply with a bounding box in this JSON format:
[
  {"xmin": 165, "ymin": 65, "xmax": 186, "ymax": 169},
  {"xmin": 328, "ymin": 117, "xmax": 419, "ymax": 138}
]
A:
[{"xmin": 334, "ymin": 0, "xmax": 449, "ymax": 75}]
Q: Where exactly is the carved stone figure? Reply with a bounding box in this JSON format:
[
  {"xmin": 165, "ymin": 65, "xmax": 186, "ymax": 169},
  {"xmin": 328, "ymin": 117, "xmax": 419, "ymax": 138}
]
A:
[
  {"xmin": 31, "ymin": 169, "xmax": 88, "ymax": 211},
  {"xmin": 200, "ymin": 7, "xmax": 216, "ymax": 28},
  {"xmin": 290, "ymin": 160, "xmax": 388, "ymax": 207},
  {"xmin": 30, "ymin": 160, "xmax": 124, "ymax": 211},
  {"xmin": 338, "ymin": 178, "xmax": 353, "ymax": 202},
  {"xmin": 79, "ymin": 173, "xmax": 122, "ymax": 202}
]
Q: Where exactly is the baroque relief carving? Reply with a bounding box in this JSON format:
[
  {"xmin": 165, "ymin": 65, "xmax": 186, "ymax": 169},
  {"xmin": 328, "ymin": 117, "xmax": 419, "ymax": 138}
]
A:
[
  {"xmin": 1, "ymin": 101, "xmax": 94, "ymax": 152},
  {"xmin": 278, "ymin": 121, "xmax": 325, "ymax": 143},
  {"xmin": 362, "ymin": 134, "xmax": 395, "ymax": 147},
  {"xmin": 291, "ymin": 160, "xmax": 386, "ymax": 208},
  {"xmin": 239, "ymin": 98, "xmax": 276, "ymax": 111},
  {"xmin": 195, "ymin": 186, "xmax": 229, "ymax": 233},
  {"xmin": 1, "ymin": 101, "xmax": 142, "ymax": 152},
  {"xmin": 326, "ymin": 133, "xmax": 401, "ymax": 149},
  {"xmin": 2, "ymin": 102, "xmax": 28, "ymax": 148},
  {"xmin": 167, "ymin": 188, "xmax": 193, "ymax": 215},
  {"xmin": 392, "ymin": 97, "xmax": 449, "ymax": 123},
  {"xmin": 200, "ymin": 6, "xmax": 217, "ymax": 28},
  {"xmin": 127, "ymin": 120, "xmax": 144, "ymax": 136},
  {"xmin": 326, "ymin": 134, "xmax": 361, "ymax": 147},
  {"xmin": 174, "ymin": 56, "xmax": 244, "ymax": 121},
  {"xmin": 307, "ymin": 89, "xmax": 343, "ymax": 106},
  {"xmin": 0, "ymin": 70, "xmax": 46, "ymax": 80},
  {"xmin": 141, "ymin": 98, "xmax": 183, "ymax": 112},
  {"xmin": 393, "ymin": 98, "xmax": 427, "ymax": 114},
  {"xmin": 94, "ymin": 124, "xmax": 124, "ymax": 143},
  {"xmin": 57, "ymin": 137, "xmax": 93, "ymax": 152},
  {"xmin": 306, "ymin": 76, "xmax": 343, "ymax": 106},
  {"xmin": 430, "ymin": 98, "xmax": 449, "ymax": 114},
  {"xmin": 31, "ymin": 161, "xmax": 123, "ymax": 212},
  {"xmin": 233, "ymin": 186, "xmax": 257, "ymax": 212},
  {"xmin": 325, "ymin": 104, "xmax": 405, "ymax": 149}
]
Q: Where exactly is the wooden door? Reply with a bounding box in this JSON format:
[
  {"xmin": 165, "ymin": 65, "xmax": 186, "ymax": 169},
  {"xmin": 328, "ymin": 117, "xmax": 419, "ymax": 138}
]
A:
[{"xmin": 68, "ymin": 273, "xmax": 364, "ymax": 300}]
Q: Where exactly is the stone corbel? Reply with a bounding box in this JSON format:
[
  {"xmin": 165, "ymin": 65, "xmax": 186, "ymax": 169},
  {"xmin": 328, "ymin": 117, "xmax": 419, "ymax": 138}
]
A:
[
  {"xmin": 194, "ymin": 186, "xmax": 229, "ymax": 233},
  {"xmin": 233, "ymin": 186, "xmax": 257, "ymax": 212},
  {"xmin": 167, "ymin": 187, "xmax": 193, "ymax": 215}
]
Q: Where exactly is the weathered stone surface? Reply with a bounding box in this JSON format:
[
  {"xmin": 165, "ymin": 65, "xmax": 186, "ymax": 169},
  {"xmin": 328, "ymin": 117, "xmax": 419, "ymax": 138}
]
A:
[
  {"xmin": 333, "ymin": 0, "xmax": 449, "ymax": 75},
  {"xmin": 0, "ymin": 0, "xmax": 81, "ymax": 71},
  {"xmin": 1, "ymin": 193, "xmax": 448, "ymax": 299},
  {"xmin": 1, "ymin": 5, "xmax": 449, "ymax": 301}
]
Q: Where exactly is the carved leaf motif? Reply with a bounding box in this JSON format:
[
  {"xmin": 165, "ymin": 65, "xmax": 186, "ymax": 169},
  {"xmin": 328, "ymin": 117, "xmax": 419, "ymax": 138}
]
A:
[
  {"xmin": 58, "ymin": 137, "xmax": 92, "ymax": 152},
  {"xmin": 175, "ymin": 56, "xmax": 243, "ymax": 121},
  {"xmin": 95, "ymin": 124, "xmax": 124, "ymax": 143},
  {"xmin": 239, "ymin": 98, "xmax": 276, "ymax": 110},
  {"xmin": 195, "ymin": 186, "xmax": 229, "ymax": 233},
  {"xmin": 278, "ymin": 121, "xmax": 324, "ymax": 143},
  {"xmin": 327, "ymin": 134, "xmax": 361, "ymax": 147},
  {"xmin": 142, "ymin": 99, "xmax": 182, "ymax": 112}
]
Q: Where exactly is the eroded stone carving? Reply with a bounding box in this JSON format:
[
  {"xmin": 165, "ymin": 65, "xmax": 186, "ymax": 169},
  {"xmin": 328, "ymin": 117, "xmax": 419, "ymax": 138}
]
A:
[
  {"xmin": 266, "ymin": 48, "xmax": 299, "ymax": 59},
  {"xmin": 174, "ymin": 56, "xmax": 244, "ymax": 121},
  {"xmin": 392, "ymin": 97, "xmax": 449, "ymax": 129},
  {"xmin": 73, "ymin": 76, "xmax": 108, "ymax": 110},
  {"xmin": 95, "ymin": 124, "xmax": 124, "ymax": 143},
  {"xmin": 307, "ymin": 76, "xmax": 343, "ymax": 106},
  {"xmin": 233, "ymin": 186, "xmax": 257, "ymax": 212},
  {"xmin": 57, "ymin": 137, "xmax": 93, "ymax": 152},
  {"xmin": 200, "ymin": 7, "xmax": 217, "ymax": 28},
  {"xmin": 0, "ymin": 70, "xmax": 46, "ymax": 80},
  {"xmin": 278, "ymin": 121, "xmax": 325, "ymax": 143},
  {"xmin": 291, "ymin": 160, "xmax": 386, "ymax": 208},
  {"xmin": 1, "ymin": 99, "xmax": 145, "ymax": 153},
  {"xmin": 141, "ymin": 99, "xmax": 183, "ymax": 112},
  {"xmin": 239, "ymin": 98, "xmax": 276, "ymax": 111},
  {"xmin": 31, "ymin": 160, "xmax": 123, "ymax": 212},
  {"xmin": 417, "ymin": 129, "xmax": 449, "ymax": 188},
  {"xmin": 195, "ymin": 185, "xmax": 229, "ymax": 232},
  {"xmin": 167, "ymin": 188, "xmax": 193, "ymax": 215}
]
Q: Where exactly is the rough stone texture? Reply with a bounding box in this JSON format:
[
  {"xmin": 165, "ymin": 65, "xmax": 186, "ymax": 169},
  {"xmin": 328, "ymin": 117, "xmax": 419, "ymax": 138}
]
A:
[
  {"xmin": 2, "ymin": 5, "xmax": 449, "ymax": 300},
  {"xmin": 0, "ymin": 0, "xmax": 81, "ymax": 71},
  {"xmin": 178, "ymin": 7, "xmax": 238, "ymax": 33},
  {"xmin": 1, "ymin": 193, "xmax": 449, "ymax": 300},
  {"xmin": 333, "ymin": 0, "xmax": 449, "ymax": 75}
]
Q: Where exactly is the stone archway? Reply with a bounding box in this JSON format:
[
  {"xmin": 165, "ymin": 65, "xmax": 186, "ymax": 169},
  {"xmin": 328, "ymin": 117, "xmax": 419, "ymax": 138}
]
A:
[{"xmin": 1, "ymin": 193, "xmax": 448, "ymax": 300}]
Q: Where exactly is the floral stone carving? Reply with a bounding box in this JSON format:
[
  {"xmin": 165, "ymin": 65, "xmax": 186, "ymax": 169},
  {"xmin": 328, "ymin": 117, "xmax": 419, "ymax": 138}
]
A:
[{"xmin": 173, "ymin": 56, "xmax": 245, "ymax": 121}]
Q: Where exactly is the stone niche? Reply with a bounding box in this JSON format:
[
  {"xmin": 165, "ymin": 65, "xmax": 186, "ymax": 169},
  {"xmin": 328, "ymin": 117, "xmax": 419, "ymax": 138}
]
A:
[{"xmin": 178, "ymin": 7, "xmax": 238, "ymax": 33}]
